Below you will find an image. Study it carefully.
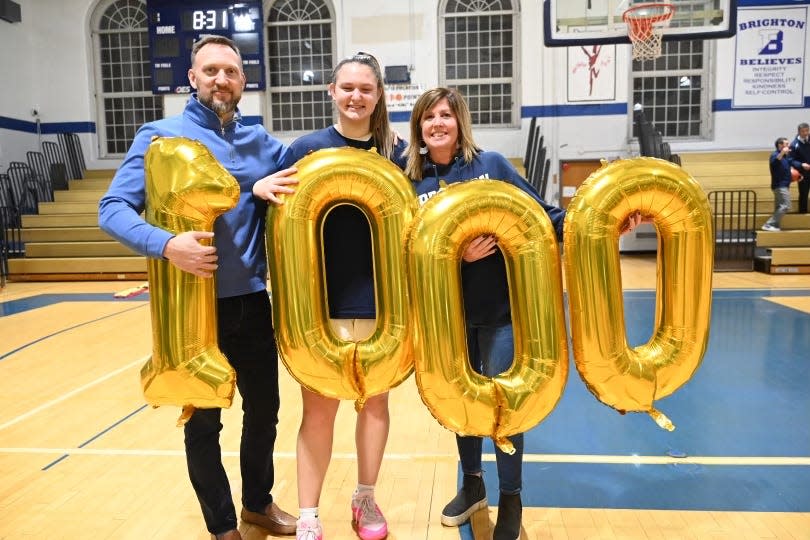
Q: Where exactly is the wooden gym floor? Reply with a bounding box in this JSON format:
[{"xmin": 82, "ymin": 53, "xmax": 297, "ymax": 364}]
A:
[{"xmin": 0, "ymin": 254, "xmax": 808, "ymax": 539}]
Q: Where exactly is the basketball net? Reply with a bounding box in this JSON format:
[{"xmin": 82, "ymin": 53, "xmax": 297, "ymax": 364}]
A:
[{"xmin": 623, "ymin": 3, "xmax": 675, "ymax": 61}]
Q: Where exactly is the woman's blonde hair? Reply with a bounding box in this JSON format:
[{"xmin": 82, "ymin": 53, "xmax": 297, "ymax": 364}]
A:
[
  {"xmin": 404, "ymin": 87, "xmax": 480, "ymax": 180},
  {"xmin": 329, "ymin": 52, "xmax": 395, "ymax": 159}
]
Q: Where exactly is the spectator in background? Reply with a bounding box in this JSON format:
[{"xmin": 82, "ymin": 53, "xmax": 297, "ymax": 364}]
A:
[
  {"xmin": 789, "ymin": 122, "xmax": 810, "ymax": 213},
  {"xmin": 762, "ymin": 137, "xmax": 792, "ymax": 232}
]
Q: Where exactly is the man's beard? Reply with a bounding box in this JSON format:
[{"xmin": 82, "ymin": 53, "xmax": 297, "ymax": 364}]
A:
[{"xmin": 200, "ymin": 93, "xmax": 238, "ymax": 116}]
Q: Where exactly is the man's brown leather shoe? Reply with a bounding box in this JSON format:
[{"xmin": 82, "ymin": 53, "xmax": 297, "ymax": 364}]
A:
[{"xmin": 241, "ymin": 502, "xmax": 296, "ymax": 535}]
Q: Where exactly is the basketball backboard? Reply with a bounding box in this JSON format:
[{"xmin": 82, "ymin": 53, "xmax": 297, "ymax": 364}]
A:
[{"xmin": 543, "ymin": 0, "xmax": 737, "ymax": 46}]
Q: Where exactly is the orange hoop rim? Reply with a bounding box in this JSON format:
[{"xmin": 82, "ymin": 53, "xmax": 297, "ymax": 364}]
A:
[{"xmin": 622, "ymin": 3, "xmax": 675, "ymax": 26}]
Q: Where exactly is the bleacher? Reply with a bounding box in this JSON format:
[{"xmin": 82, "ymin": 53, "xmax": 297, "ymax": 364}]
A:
[
  {"xmin": 632, "ymin": 106, "xmax": 810, "ymax": 274},
  {"xmin": 0, "ymin": 134, "xmax": 145, "ymax": 282},
  {"xmin": 679, "ymin": 151, "xmax": 810, "ymax": 274},
  {"xmin": 521, "ymin": 117, "xmax": 552, "ymax": 200}
]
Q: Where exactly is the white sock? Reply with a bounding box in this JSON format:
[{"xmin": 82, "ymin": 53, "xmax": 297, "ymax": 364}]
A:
[
  {"xmin": 354, "ymin": 483, "xmax": 375, "ymax": 499},
  {"xmin": 299, "ymin": 507, "xmax": 319, "ymax": 520}
]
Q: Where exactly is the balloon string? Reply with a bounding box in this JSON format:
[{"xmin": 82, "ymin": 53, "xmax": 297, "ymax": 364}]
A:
[
  {"xmin": 494, "ymin": 437, "xmax": 516, "ymax": 455},
  {"xmin": 492, "ymin": 384, "xmax": 516, "ymax": 455},
  {"xmin": 352, "ymin": 344, "xmax": 367, "ymax": 412},
  {"xmin": 648, "ymin": 407, "xmax": 675, "ymax": 431},
  {"xmin": 176, "ymin": 404, "xmax": 195, "ymax": 427}
]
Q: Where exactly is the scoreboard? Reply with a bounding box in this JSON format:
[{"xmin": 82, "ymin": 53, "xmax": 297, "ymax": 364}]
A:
[{"xmin": 146, "ymin": 0, "xmax": 265, "ymax": 94}]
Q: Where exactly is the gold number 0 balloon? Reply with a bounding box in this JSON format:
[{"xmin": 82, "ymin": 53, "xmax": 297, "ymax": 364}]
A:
[
  {"xmin": 563, "ymin": 157, "xmax": 714, "ymax": 430},
  {"xmin": 266, "ymin": 147, "xmax": 418, "ymax": 408},
  {"xmin": 405, "ymin": 180, "xmax": 568, "ymax": 453},
  {"xmin": 142, "ymin": 136, "xmax": 240, "ymax": 410}
]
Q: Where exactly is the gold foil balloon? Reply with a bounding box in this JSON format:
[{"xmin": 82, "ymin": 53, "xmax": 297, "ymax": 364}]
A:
[
  {"xmin": 406, "ymin": 180, "xmax": 568, "ymax": 453},
  {"xmin": 266, "ymin": 147, "xmax": 418, "ymax": 407},
  {"xmin": 563, "ymin": 157, "xmax": 714, "ymax": 430},
  {"xmin": 141, "ymin": 136, "xmax": 240, "ymax": 409}
]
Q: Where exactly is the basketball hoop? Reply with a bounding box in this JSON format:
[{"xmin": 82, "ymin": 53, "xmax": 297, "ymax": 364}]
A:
[{"xmin": 623, "ymin": 3, "xmax": 675, "ymax": 61}]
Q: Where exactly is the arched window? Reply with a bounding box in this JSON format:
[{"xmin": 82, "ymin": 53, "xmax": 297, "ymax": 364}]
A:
[
  {"xmin": 266, "ymin": 0, "xmax": 335, "ymax": 133},
  {"xmin": 91, "ymin": 0, "xmax": 163, "ymax": 157},
  {"xmin": 440, "ymin": 0, "xmax": 519, "ymax": 127}
]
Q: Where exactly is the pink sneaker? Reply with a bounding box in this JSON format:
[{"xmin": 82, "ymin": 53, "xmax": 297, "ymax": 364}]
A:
[
  {"xmin": 351, "ymin": 494, "xmax": 388, "ymax": 540},
  {"xmin": 296, "ymin": 517, "xmax": 323, "ymax": 540}
]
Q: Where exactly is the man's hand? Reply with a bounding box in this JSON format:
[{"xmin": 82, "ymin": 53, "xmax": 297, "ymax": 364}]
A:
[
  {"xmin": 463, "ymin": 235, "xmax": 498, "ymax": 263},
  {"xmin": 163, "ymin": 231, "xmax": 218, "ymax": 278},
  {"xmin": 253, "ymin": 167, "xmax": 298, "ymax": 204}
]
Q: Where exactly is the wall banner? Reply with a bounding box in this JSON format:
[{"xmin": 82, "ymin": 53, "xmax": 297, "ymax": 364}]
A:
[
  {"xmin": 732, "ymin": 6, "xmax": 808, "ymax": 108},
  {"xmin": 567, "ymin": 45, "xmax": 616, "ymax": 102}
]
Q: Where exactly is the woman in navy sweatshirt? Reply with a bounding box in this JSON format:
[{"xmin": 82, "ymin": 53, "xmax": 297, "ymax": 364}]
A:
[
  {"xmin": 403, "ymin": 86, "xmax": 564, "ymax": 540},
  {"xmin": 403, "ymin": 87, "xmax": 644, "ymax": 539}
]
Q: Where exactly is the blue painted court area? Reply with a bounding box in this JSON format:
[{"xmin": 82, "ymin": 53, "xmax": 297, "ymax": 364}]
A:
[
  {"xmin": 510, "ymin": 463, "xmax": 809, "ymax": 512},
  {"xmin": 0, "ymin": 292, "xmax": 147, "ymax": 317},
  {"xmin": 468, "ymin": 289, "xmax": 810, "ymax": 512}
]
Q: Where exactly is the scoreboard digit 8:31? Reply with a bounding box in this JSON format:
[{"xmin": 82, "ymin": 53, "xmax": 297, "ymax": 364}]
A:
[{"xmin": 146, "ymin": 0, "xmax": 265, "ymax": 94}]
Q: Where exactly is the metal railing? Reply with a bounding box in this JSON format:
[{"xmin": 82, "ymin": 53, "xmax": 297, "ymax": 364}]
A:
[
  {"xmin": 0, "ymin": 206, "xmax": 24, "ymax": 287},
  {"xmin": 708, "ymin": 190, "xmax": 757, "ymax": 271}
]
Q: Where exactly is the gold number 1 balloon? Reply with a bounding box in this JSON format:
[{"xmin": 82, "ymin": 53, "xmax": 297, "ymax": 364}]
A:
[
  {"xmin": 563, "ymin": 157, "xmax": 714, "ymax": 430},
  {"xmin": 406, "ymin": 180, "xmax": 568, "ymax": 453},
  {"xmin": 141, "ymin": 136, "xmax": 240, "ymax": 410}
]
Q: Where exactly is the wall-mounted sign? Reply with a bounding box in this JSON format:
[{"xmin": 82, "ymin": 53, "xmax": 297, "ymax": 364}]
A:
[{"xmin": 732, "ymin": 6, "xmax": 807, "ymax": 108}]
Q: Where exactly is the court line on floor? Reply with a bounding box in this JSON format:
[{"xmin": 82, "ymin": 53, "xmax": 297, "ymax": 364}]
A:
[
  {"xmin": 0, "ymin": 447, "xmax": 458, "ymax": 460},
  {"xmin": 0, "ymin": 303, "xmax": 147, "ymax": 362},
  {"xmin": 489, "ymin": 454, "xmax": 810, "ymax": 466},
  {"xmin": 0, "ymin": 355, "xmax": 146, "ymax": 432},
  {"xmin": 0, "ymin": 447, "xmax": 808, "ymax": 466},
  {"xmin": 42, "ymin": 404, "xmax": 150, "ymax": 470}
]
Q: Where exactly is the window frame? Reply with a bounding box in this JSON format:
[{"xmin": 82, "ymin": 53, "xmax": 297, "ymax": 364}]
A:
[
  {"xmin": 438, "ymin": 0, "xmax": 521, "ymax": 129},
  {"xmin": 264, "ymin": 0, "xmax": 337, "ymax": 135},
  {"xmin": 91, "ymin": 0, "xmax": 163, "ymax": 158},
  {"xmin": 628, "ymin": 28, "xmax": 715, "ymax": 142}
]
